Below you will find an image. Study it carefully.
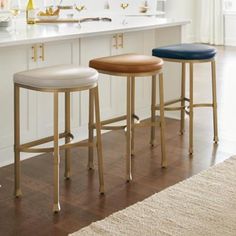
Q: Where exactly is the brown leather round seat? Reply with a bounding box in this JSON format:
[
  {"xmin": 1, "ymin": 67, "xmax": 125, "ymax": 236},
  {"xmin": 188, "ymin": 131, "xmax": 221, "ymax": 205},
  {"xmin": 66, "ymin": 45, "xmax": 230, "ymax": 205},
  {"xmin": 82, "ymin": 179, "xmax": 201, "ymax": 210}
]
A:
[{"xmin": 89, "ymin": 54, "xmax": 163, "ymax": 74}]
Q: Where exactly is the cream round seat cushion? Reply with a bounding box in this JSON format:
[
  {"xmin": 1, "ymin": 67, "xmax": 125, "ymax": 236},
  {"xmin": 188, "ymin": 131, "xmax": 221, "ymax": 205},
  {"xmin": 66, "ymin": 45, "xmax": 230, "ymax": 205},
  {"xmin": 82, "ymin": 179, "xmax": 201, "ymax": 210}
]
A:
[{"xmin": 14, "ymin": 65, "xmax": 98, "ymax": 90}]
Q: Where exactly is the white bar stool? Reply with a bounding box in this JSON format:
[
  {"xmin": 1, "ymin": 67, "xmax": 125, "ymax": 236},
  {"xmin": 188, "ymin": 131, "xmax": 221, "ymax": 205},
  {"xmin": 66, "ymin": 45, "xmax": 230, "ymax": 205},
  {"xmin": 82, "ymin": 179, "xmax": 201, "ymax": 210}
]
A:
[{"xmin": 13, "ymin": 65, "xmax": 104, "ymax": 213}]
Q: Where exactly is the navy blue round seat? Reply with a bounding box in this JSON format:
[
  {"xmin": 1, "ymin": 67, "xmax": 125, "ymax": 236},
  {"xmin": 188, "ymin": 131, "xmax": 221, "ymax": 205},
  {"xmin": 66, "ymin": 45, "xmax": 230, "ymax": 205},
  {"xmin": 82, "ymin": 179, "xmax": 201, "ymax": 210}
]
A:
[{"xmin": 152, "ymin": 44, "xmax": 217, "ymax": 61}]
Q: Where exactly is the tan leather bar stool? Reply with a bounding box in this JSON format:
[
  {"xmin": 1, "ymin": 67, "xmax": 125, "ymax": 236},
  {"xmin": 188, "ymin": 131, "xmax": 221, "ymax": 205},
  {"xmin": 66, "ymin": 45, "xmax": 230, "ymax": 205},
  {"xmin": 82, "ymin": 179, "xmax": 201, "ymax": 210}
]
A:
[
  {"xmin": 13, "ymin": 65, "xmax": 104, "ymax": 213},
  {"xmin": 153, "ymin": 44, "xmax": 219, "ymax": 155},
  {"xmin": 89, "ymin": 54, "xmax": 166, "ymax": 182}
]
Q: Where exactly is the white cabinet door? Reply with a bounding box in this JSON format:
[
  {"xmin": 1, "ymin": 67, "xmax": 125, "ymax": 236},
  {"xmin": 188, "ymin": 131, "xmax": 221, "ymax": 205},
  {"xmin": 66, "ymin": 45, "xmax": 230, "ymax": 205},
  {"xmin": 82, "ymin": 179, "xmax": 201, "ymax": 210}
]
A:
[
  {"xmin": 80, "ymin": 35, "xmax": 113, "ymax": 130},
  {"xmin": 33, "ymin": 40, "xmax": 79, "ymax": 139},
  {"xmin": 0, "ymin": 46, "xmax": 32, "ymax": 166},
  {"xmin": 155, "ymin": 26, "xmax": 182, "ymax": 119},
  {"xmin": 111, "ymin": 30, "xmax": 156, "ymax": 119}
]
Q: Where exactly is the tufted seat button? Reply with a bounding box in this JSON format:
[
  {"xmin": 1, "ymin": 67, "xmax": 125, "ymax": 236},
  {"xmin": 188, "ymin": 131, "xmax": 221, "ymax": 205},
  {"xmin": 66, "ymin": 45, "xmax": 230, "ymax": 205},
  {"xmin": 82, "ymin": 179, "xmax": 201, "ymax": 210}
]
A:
[
  {"xmin": 14, "ymin": 65, "xmax": 98, "ymax": 90},
  {"xmin": 152, "ymin": 44, "xmax": 217, "ymax": 60},
  {"xmin": 89, "ymin": 54, "xmax": 163, "ymax": 74}
]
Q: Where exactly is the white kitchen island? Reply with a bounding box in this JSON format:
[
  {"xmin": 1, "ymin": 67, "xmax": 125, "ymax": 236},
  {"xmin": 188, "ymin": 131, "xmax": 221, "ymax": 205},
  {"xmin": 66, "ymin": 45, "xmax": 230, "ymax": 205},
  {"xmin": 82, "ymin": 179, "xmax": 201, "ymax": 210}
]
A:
[{"xmin": 0, "ymin": 16, "xmax": 189, "ymax": 166}]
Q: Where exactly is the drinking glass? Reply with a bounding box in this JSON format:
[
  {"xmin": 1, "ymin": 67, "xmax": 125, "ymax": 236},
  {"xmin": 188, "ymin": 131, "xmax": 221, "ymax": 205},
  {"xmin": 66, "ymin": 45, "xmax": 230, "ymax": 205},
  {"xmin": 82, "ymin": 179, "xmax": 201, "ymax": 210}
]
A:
[
  {"xmin": 120, "ymin": 2, "xmax": 129, "ymax": 25},
  {"xmin": 10, "ymin": 0, "xmax": 21, "ymax": 33},
  {"xmin": 74, "ymin": 3, "xmax": 86, "ymax": 28}
]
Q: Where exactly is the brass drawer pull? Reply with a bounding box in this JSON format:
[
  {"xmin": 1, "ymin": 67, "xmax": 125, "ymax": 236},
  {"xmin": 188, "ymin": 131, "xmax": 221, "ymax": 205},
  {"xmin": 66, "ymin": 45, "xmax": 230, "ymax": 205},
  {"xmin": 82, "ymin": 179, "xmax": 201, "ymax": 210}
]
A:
[
  {"xmin": 113, "ymin": 35, "xmax": 118, "ymax": 49},
  {"xmin": 39, "ymin": 44, "xmax": 45, "ymax": 61},
  {"xmin": 31, "ymin": 45, "xmax": 37, "ymax": 62},
  {"xmin": 118, "ymin": 34, "xmax": 124, "ymax": 48}
]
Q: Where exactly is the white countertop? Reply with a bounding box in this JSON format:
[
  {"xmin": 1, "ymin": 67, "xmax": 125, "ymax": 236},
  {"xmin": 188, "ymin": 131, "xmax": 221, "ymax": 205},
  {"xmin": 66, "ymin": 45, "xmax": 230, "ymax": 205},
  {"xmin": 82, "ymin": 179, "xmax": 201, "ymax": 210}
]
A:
[{"xmin": 0, "ymin": 16, "xmax": 190, "ymax": 48}]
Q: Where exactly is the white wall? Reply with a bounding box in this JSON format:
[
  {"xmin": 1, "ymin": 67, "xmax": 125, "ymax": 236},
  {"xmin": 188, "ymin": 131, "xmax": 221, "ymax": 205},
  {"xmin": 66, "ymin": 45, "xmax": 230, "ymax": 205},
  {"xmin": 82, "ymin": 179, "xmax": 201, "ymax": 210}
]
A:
[
  {"xmin": 224, "ymin": 0, "xmax": 236, "ymax": 11},
  {"xmin": 165, "ymin": 0, "xmax": 197, "ymax": 43},
  {"xmin": 224, "ymin": 1, "xmax": 236, "ymax": 46},
  {"xmin": 225, "ymin": 14, "xmax": 236, "ymax": 46}
]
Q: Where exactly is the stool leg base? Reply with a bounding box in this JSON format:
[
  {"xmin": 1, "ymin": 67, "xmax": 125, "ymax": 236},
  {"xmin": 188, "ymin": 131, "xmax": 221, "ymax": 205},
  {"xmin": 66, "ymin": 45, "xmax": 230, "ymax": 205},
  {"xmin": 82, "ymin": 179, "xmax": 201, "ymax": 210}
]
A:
[
  {"xmin": 150, "ymin": 75, "xmax": 157, "ymax": 147},
  {"xmin": 53, "ymin": 92, "xmax": 60, "ymax": 213},
  {"xmin": 88, "ymin": 86, "xmax": 95, "ymax": 171},
  {"xmin": 64, "ymin": 172, "xmax": 71, "ymax": 180},
  {"xmin": 214, "ymin": 137, "xmax": 219, "ymax": 144},
  {"xmin": 159, "ymin": 73, "xmax": 167, "ymax": 168},
  {"xmin": 189, "ymin": 148, "xmax": 193, "ymax": 156},
  {"xmin": 53, "ymin": 203, "xmax": 61, "ymax": 213},
  {"xmin": 126, "ymin": 77, "xmax": 132, "ymax": 182},
  {"xmin": 131, "ymin": 77, "xmax": 135, "ymax": 156},
  {"xmin": 189, "ymin": 63, "xmax": 194, "ymax": 157},
  {"xmin": 94, "ymin": 87, "xmax": 105, "ymax": 194},
  {"xmin": 211, "ymin": 60, "xmax": 219, "ymax": 145},
  {"xmin": 64, "ymin": 151, "xmax": 71, "ymax": 179},
  {"xmin": 87, "ymin": 162, "xmax": 95, "ymax": 170},
  {"xmin": 15, "ymin": 189, "xmax": 22, "ymax": 198},
  {"xmin": 126, "ymin": 174, "xmax": 132, "ymax": 182},
  {"xmin": 99, "ymin": 186, "xmax": 105, "ymax": 194},
  {"xmin": 64, "ymin": 92, "xmax": 71, "ymax": 180},
  {"xmin": 161, "ymin": 161, "xmax": 167, "ymax": 169},
  {"xmin": 14, "ymin": 85, "xmax": 22, "ymax": 200},
  {"xmin": 64, "ymin": 153, "xmax": 71, "ymax": 180},
  {"xmin": 180, "ymin": 63, "xmax": 186, "ymax": 135},
  {"xmin": 150, "ymin": 142, "xmax": 155, "ymax": 147}
]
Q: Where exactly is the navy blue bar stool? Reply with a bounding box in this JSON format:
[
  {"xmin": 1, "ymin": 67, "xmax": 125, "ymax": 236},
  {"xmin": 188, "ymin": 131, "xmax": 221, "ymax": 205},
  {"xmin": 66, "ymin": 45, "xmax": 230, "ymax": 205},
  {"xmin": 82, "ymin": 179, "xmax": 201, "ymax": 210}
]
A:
[{"xmin": 152, "ymin": 44, "xmax": 218, "ymax": 155}]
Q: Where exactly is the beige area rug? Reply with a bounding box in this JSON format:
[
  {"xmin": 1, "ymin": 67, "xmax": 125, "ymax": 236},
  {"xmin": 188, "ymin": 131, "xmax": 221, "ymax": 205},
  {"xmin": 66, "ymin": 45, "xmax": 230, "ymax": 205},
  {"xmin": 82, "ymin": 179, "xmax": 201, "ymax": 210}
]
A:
[{"xmin": 70, "ymin": 156, "xmax": 236, "ymax": 236}]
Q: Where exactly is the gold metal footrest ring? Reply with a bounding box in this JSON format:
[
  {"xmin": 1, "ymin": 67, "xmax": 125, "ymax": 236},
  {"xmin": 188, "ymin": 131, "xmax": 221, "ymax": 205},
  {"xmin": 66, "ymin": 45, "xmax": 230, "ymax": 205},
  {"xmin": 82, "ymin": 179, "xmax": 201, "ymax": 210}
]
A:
[{"xmin": 18, "ymin": 134, "xmax": 93, "ymax": 154}]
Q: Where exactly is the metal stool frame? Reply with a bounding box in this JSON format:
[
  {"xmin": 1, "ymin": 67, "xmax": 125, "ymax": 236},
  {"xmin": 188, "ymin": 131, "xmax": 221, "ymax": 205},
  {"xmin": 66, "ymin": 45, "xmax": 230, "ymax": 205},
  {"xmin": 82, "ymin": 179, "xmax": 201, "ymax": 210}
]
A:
[
  {"xmin": 88, "ymin": 69, "xmax": 167, "ymax": 182},
  {"xmin": 156, "ymin": 57, "xmax": 218, "ymax": 155},
  {"xmin": 14, "ymin": 82, "xmax": 104, "ymax": 213}
]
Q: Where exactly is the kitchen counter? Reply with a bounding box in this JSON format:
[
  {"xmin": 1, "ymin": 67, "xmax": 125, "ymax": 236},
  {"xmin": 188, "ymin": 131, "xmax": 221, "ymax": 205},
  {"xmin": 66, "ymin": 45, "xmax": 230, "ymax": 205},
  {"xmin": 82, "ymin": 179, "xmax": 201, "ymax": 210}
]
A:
[{"xmin": 0, "ymin": 16, "xmax": 190, "ymax": 47}]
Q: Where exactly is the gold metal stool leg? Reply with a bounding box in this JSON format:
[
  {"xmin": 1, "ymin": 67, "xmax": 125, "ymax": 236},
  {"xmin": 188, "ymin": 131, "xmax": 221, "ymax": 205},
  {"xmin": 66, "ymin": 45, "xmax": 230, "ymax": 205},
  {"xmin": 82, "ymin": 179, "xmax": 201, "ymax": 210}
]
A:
[
  {"xmin": 88, "ymin": 86, "xmax": 95, "ymax": 170},
  {"xmin": 180, "ymin": 62, "xmax": 186, "ymax": 135},
  {"xmin": 14, "ymin": 84, "xmax": 22, "ymax": 197},
  {"xmin": 150, "ymin": 75, "xmax": 157, "ymax": 147},
  {"xmin": 64, "ymin": 92, "xmax": 71, "ymax": 179},
  {"xmin": 211, "ymin": 60, "xmax": 219, "ymax": 143},
  {"xmin": 189, "ymin": 63, "xmax": 194, "ymax": 155},
  {"xmin": 93, "ymin": 86, "xmax": 105, "ymax": 194},
  {"xmin": 126, "ymin": 76, "xmax": 132, "ymax": 182},
  {"xmin": 159, "ymin": 73, "xmax": 167, "ymax": 168},
  {"xmin": 53, "ymin": 92, "xmax": 60, "ymax": 213},
  {"xmin": 131, "ymin": 77, "xmax": 135, "ymax": 156}
]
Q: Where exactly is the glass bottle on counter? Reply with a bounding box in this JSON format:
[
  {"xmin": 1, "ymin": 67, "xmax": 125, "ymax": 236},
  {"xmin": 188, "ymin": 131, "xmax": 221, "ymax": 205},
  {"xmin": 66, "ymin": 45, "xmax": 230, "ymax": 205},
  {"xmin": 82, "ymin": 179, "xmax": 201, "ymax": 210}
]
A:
[{"xmin": 26, "ymin": 0, "xmax": 35, "ymax": 24}]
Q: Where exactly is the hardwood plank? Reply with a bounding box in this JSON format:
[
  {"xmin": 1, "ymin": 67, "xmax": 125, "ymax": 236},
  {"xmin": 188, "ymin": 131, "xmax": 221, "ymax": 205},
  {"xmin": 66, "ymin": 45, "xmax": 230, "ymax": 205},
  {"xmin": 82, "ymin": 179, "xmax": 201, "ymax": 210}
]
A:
[{"xmin": 0, "ymin": 46, "xmax": 236, "ymax": 236}]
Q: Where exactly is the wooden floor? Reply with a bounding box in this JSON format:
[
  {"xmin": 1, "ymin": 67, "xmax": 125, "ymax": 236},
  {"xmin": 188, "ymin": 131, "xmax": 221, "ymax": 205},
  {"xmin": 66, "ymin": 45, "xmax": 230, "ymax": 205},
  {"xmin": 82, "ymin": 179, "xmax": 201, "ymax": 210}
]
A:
[{"xmin": 1, "ymin": 46, "xmax": 236, "ymax": 236}]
